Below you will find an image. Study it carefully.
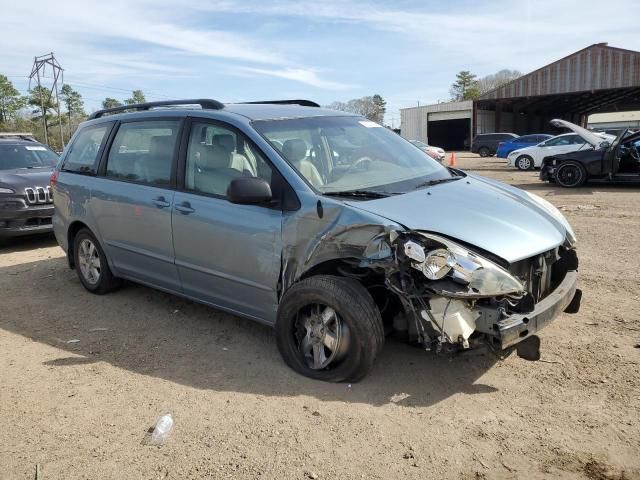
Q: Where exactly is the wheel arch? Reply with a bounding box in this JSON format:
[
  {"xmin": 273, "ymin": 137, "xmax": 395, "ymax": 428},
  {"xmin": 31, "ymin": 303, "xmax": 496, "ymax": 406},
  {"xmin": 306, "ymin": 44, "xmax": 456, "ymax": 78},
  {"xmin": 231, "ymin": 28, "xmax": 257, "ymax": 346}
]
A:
[
  {"xmin": 66, "ymin": 221, "xmax": 114, "ymax": 271},
  {"xmin": 296, "ymin": 258, "xmax": 403, "ymax": 331},
  {"xmin": 67, "ymin": 220, "xmax": 90, "ymax": 268}
]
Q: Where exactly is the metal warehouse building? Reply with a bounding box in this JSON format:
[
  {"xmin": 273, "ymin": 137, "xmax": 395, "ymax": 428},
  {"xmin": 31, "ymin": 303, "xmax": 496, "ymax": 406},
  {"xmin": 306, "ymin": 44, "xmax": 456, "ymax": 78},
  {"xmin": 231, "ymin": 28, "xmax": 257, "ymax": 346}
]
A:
[{"xmin": 401, "ymin": 43, "xmax": 640, "ymax": 150}]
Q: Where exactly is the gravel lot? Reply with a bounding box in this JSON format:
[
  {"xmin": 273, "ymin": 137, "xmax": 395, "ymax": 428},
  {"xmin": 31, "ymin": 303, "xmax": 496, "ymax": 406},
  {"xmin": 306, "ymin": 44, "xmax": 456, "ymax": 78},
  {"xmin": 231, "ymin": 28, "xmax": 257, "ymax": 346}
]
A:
[{"xmin": 1, "ymin": 153, "xmax": 639, "ymax": 480}]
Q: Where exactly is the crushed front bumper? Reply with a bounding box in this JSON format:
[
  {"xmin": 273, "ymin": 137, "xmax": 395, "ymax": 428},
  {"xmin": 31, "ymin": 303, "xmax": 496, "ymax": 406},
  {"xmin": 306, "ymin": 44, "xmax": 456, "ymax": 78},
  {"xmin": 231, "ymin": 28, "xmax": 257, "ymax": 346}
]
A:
[
  {"xmin": 493, "ymin": 270, "xmax": 580, "ymax": 350},
  {"xmin": 540, "ymin": 163, "xmax": 555, "ymax": 181}
]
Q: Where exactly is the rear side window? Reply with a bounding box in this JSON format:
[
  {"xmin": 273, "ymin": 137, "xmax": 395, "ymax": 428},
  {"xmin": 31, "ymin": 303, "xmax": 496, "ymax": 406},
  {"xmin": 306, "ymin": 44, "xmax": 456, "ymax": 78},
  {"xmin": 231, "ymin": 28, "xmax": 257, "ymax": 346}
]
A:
[
  {"xmin": 63, "ymin": 124, "xmax": 111, "ymax": 174},
  {"xmin": 105, "ymin": 120, "xmax": 180, "ymax": 186},
  {"xmin": 497, "ymin": 134, "xmax": 515, "ymax": 140}
]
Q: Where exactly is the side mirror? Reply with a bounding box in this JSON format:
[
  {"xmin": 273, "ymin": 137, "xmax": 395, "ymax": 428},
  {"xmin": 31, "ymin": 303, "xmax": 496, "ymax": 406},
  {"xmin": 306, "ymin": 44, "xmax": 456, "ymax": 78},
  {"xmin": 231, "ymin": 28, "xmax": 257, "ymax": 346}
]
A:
[
  {"xmin": 599, "ymin": 141, "xmax": 610, "ymax": 149},
  {"xmin": 227, "ymin": 177, "xmax": 272, "ymax": 205}
]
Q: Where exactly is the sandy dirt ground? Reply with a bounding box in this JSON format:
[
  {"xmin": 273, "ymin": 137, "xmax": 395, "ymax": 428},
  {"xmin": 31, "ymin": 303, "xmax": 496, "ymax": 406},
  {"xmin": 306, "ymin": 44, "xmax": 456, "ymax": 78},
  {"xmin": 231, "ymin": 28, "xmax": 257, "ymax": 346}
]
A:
[{"xmin": 1, "ymin": 153, "xmax": 639, "ymax": 479}]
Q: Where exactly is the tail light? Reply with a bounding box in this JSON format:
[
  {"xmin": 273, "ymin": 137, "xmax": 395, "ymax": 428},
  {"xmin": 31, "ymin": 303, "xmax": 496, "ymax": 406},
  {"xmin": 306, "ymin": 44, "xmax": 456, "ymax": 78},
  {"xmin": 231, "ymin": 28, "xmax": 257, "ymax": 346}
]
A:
[
  {"xmin": 425, "ymin": 150, "xmax": 439, "ymax": 160},
  {"xmin": 50, "ymin": 170, "xmax": 58, "ymax": 188}
]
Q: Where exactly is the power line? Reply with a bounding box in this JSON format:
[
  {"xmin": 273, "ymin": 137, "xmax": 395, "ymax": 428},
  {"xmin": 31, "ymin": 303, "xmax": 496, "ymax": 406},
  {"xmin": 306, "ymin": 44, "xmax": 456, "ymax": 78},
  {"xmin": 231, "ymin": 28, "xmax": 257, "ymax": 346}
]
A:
[
  {"xmin": 64, "ymin": 79, "xmax": 175, "ymax": 99},
  {"xmin": 5, "ymin": 73, "xmax": 175, "ymax": 100}
]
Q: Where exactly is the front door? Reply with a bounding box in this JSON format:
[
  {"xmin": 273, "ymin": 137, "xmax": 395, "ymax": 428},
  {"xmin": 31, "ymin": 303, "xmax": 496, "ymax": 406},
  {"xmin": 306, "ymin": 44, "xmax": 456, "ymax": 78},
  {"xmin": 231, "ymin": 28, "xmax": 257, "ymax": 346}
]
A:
[
  {"xmin": 172, "ymin": 120, "xmax": 283, "ymax": 323},
  {"xmin": 92, "ymin": 119, "xmax": 182, "ymax": 291}
]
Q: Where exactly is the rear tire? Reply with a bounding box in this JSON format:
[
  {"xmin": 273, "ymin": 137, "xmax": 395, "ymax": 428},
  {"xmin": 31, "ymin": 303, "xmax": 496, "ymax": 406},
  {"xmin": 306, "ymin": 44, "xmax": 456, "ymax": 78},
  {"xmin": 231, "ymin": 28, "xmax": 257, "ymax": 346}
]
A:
[
  {"xmin": 555, "ymin": 161, "xmax": 587, "ymax": 188},
  {"xmin": 73, "ymin": 228, "xmax": 121, "ymax": 294},
  {"xmin": 275, "ymin": 275, "xmax": 384, "ymax": 382},
  {"xmin": 516, "ymin": 155, "xmax": 534, "ymax": 171},
  {"xmin": 478, "ymin": 147, "xmax": 490, "ymax": 158}
]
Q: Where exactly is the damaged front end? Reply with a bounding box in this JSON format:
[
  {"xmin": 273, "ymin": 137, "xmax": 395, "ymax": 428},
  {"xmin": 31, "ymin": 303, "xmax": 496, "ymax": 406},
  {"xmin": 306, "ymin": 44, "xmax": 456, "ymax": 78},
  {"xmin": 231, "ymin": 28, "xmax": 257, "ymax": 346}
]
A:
[{"xmin": 360, "ymin": 231, "xmax": 581, "ymax": 357}]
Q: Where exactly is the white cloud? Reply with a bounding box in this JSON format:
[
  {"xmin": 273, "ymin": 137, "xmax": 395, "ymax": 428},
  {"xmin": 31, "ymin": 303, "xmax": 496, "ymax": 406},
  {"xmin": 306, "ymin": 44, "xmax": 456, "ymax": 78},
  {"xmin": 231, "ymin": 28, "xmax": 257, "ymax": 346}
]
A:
[
  {"xmin": 2, "ymin": 0, "xmax": 639, "ymax": 115},
  {"xmin": 0, "ymin": 0, "xmax": 348, "ymax": 90},
  {"xmin": 234, "ymin": 66, "xmax": 355, "ymax": 90},
  {"xmin": 193, "ymin": 0, "xmax": 640, "ymax": 73}
]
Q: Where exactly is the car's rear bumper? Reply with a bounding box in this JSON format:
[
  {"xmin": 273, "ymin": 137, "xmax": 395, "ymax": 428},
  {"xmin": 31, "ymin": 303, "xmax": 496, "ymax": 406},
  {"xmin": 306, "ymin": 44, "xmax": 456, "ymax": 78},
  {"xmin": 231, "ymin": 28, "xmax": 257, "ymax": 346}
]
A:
[
  {"xmin": 495, "ymin": 270, "xmax": 580, "ymax": 350},
  {"xmin": 0, "ymin": 205, "xmax": 54, "ymax": 237}
]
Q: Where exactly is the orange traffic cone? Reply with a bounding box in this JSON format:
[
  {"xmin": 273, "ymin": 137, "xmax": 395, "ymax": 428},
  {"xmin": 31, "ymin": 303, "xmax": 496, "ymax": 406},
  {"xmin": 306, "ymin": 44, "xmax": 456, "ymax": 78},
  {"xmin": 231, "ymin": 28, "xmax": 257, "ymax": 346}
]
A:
[{"xmin": 449, "ymin": 151, "xmax": 457, "ymax": 167}]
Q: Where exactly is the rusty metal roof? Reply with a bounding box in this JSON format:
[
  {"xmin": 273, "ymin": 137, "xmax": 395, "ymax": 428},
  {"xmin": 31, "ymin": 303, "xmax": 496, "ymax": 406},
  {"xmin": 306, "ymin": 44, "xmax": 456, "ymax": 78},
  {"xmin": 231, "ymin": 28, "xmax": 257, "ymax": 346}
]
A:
[{"xmin": 479, "ymin": 43, "xmax": 640, "ymax": 100}]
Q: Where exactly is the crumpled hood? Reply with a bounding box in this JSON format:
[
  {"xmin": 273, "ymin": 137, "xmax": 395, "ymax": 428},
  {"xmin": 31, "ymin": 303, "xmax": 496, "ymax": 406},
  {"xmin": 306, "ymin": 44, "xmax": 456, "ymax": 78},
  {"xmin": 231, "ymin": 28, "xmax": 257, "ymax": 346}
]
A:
[{"xmin": 345, "ymin": 173, "xmax": 567, "ymax": 263}]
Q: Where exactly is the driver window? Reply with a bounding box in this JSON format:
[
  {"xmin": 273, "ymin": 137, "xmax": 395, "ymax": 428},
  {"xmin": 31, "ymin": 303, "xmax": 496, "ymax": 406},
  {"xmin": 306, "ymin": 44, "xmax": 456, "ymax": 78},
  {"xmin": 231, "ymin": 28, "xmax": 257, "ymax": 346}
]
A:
[
  {"xmin": 185, "ymin": 122, "xmax": 272, "ymax": 197},
  {"xmin": 264, "ymin": 128, "xmax": 327, "ymax": 189},
  {"xmin": 545, "ymin": 136, "xmax": 572, "ymax": 147},
  {"xmin": 567, "ymin": 135, "xmax": 584, "ymax": 145}
]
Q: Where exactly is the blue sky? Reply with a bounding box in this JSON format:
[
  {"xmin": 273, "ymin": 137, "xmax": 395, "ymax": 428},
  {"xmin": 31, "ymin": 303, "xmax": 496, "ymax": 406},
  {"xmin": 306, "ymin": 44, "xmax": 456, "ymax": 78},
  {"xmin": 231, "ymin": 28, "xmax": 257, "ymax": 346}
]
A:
[{"xmin": 2, "ymin": 0, "xmax": 639, "ymax": 125}]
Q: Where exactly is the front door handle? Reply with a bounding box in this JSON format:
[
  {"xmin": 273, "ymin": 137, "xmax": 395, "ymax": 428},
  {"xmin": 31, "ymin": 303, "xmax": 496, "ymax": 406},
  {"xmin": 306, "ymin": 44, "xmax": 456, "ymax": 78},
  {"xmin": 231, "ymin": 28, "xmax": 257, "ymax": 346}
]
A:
[
  {"xmin": 175, "ymin": 201, "xmax": 195, "ymax": 215},
  {"xmin": 152, "ymin": 196, "xmax": 171, "ymax": 208}
]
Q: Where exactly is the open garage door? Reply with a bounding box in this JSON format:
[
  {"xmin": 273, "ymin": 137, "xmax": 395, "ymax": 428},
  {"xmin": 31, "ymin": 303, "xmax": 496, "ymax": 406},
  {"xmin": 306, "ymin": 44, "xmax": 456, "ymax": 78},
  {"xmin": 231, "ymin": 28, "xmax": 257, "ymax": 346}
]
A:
[{"xmin": 427, "ymin": 118, "xmax": 470, "ymax": 151}]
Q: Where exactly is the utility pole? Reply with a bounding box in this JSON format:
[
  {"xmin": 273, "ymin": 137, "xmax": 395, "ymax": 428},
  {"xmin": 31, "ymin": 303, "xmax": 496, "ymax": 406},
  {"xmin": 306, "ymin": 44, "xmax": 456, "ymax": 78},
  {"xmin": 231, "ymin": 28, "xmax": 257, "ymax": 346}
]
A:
[{"xmin": 29, "ymin": 52, "xmax": 65, "ymax": 148}]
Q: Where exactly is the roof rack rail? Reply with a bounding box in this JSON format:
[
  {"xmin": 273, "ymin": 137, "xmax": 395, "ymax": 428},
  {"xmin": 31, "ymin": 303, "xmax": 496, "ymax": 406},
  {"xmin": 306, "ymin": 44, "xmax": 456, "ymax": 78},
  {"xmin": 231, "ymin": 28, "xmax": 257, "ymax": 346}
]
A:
[
  {"xmin": 0, "ymin": 132, "xmax": 37, "ymax": 142},
  {"xmin": 241, "ymin": 99, "xmax": 321, "ymax": 108},
  {"xmin": 88, "ymin": 99, "xmax": 224, "ymax": 120}
]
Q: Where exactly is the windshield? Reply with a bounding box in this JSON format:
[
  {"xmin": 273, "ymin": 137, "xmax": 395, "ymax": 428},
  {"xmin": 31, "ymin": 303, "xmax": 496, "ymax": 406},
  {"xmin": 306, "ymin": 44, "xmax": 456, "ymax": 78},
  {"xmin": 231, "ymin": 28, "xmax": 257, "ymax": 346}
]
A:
[
  {"xmin": 0, "ymin": 144, "xmax": 58, "ymax": 170},
  {"xmin": 253, "ymin": 116, "xmax": 451, "ymax": 194}
]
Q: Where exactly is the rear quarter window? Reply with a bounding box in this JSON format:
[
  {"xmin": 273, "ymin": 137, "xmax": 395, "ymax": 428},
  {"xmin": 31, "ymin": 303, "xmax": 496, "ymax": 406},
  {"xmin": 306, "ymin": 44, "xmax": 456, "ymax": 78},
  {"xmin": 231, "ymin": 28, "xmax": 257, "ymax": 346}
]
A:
[{"xmin": 62, "ymin": 124, "xmax": 112, "ymax": 174}]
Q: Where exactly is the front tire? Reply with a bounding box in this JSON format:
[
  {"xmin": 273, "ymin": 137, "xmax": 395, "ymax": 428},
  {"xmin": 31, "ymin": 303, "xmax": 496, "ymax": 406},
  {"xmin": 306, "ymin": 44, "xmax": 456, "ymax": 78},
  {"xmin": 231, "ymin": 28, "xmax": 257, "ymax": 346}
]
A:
[
  {"xmin": 73, "ymin": 228, "xmax": 121, "ymax": 294},
  {"xmin": 275, "ymin": 275, "xmax": 384, "ymax": 382},
  {"xmin": 555, "ymin": 161, "xmax": 587, "ymax": 188},
  {"xmin": 478, "ymin": 147, "xmax": 490, "ymax": 158},
  {"xmin": 516, "ymin": 155, "xmax": 534, "ymax": 171}
]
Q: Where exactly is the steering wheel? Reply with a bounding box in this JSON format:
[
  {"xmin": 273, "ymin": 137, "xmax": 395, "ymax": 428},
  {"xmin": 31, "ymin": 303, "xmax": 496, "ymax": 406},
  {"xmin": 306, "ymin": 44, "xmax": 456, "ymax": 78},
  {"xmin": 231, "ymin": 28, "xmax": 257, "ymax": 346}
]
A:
[
  {"xmin": 629, "ymin": 144, "xmax": 640, "ymax": 161},
  {"xmin": 346, "ymin": 156, "xmax": 374, "ymax": 173}
]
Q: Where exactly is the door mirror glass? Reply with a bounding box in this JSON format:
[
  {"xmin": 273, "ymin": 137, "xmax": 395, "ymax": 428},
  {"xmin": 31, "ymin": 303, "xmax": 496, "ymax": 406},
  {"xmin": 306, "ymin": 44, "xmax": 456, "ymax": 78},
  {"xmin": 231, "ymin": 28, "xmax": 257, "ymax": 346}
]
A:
[{"xmin": 227, "ymin": 177, "xmax": 272, "ymax": 204}]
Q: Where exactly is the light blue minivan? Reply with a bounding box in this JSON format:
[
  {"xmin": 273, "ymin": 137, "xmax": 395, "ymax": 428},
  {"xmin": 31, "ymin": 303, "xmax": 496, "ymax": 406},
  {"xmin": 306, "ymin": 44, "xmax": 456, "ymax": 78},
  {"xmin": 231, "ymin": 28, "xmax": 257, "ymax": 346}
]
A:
[{"xmin": 52, "ymin": 99, "xmax": 581, "ymax": 382}]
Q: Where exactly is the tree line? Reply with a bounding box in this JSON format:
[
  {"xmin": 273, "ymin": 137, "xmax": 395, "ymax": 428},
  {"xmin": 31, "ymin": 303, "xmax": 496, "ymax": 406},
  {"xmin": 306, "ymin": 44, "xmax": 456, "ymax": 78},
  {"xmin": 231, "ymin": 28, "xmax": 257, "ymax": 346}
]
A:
[
  {"xmin": 0, "ymin": 74, "xmax": 149, "ymax": 151},
  {"xmin": 326, "ymin": 94, "xmax": 387, "ymax": 125},
  {"xmin": 450, "ymin": 69, "xmax": 522, "ymax": 101}
]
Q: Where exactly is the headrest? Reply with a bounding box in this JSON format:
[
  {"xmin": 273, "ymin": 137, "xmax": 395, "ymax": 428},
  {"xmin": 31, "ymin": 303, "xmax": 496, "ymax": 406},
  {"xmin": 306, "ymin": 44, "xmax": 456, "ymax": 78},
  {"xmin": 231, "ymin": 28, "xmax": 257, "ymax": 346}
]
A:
[
  {"xmin": 213, "ymin": 134, "xmax": 235, "ymax": 154},
  {"xmin": 282, "ymin": 139, "xmax": 308, "ymax": 163},
  {"xmin": 149, "ymin": 135, "xmax": 174, "ymax": 156},
  {"xmin": 195, "ymin": 144, "xmax": 231, "ymax": 170}
]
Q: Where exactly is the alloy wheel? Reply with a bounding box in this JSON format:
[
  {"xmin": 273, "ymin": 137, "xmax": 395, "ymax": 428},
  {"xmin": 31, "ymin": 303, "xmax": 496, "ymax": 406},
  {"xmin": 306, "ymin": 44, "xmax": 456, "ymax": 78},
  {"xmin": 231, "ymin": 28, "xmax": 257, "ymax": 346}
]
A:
[
  {"xmin": 517, "ymin": 156, "xmax": 532, "ymax": 170},
  {"xmin": 294, "ymin": 304, "xmax": 350, "ymax": 370},
  {"xmin": 78, "ymin": 238, "xmax": 101, "ymax": 285},
  {"xmin": 556, "ymin": 163, "xmax": 584, "ymax": 187}
]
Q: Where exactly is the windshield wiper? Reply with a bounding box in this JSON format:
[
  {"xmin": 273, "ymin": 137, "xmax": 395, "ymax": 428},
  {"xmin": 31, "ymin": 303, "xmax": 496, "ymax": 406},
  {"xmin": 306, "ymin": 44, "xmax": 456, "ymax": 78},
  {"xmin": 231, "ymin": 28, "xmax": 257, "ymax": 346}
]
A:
[
  {"xmin": 323, "ymin": 190, "xmax": 392, "ymax": 199},
  {"xmin": 414, "ymin": 176, "xmax": 461, "ymax": 189}
]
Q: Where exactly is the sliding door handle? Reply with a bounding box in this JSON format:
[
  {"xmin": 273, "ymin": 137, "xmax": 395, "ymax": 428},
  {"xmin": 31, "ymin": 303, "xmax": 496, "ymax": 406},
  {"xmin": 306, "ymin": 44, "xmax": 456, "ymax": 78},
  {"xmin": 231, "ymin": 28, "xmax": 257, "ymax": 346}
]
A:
[{"xmin": 175, "ymin": 202, "xmax": 195, "ymax": 214}]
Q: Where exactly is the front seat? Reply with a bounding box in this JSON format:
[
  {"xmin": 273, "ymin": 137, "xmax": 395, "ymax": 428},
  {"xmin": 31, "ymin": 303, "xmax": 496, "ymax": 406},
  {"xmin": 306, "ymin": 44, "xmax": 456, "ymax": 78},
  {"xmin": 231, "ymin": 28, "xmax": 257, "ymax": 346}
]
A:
[
  {"xmin": 193, "ymin": 143, "xmax": 243, "ymax": 195},
  {"xmin": 281, "ymin": 139, "xmax": 323, "ymax": 188},
  {"xmin": 213, "ymin": 134, "xmax": 257, "ymax": 176}
]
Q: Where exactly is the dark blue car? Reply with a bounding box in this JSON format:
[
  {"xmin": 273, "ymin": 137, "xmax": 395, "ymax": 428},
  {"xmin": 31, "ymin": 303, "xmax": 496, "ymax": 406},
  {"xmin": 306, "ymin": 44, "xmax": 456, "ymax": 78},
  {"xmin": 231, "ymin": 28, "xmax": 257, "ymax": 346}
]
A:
[{"xmin": 496, "ymin": 134, "xmax": 552, "ymax": 158}]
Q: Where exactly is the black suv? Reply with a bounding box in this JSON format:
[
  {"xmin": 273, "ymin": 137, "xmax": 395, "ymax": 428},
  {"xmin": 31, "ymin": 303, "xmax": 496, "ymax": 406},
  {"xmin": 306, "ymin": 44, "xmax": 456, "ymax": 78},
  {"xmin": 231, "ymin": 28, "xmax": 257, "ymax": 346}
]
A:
[
  {"xmin": 471, "ymin": 132, "xmax": 517, "ymax": 157},
  {"xmin": 0, "ymin": 134, "xmax": 59, "ymax": 238}
]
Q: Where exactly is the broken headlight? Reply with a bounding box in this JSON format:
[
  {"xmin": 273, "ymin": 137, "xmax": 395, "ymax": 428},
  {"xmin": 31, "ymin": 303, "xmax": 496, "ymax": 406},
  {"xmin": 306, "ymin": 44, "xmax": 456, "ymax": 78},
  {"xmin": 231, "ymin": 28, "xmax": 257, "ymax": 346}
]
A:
[{"xmin": 403, "ymin": 233, "xmax": 524, "ymax": 297}]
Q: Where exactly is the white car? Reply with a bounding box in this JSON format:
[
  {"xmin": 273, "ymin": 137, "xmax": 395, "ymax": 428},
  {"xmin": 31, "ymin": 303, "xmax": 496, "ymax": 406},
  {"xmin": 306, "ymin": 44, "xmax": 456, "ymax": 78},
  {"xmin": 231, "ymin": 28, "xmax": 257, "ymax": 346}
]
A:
[
  {"xmin": 507, "ymin": 131, "xmax": 615, "ymax": 170},
  {"xmin": 409, "ymin": 140, "xmax": 446, "ymax": 162}
]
